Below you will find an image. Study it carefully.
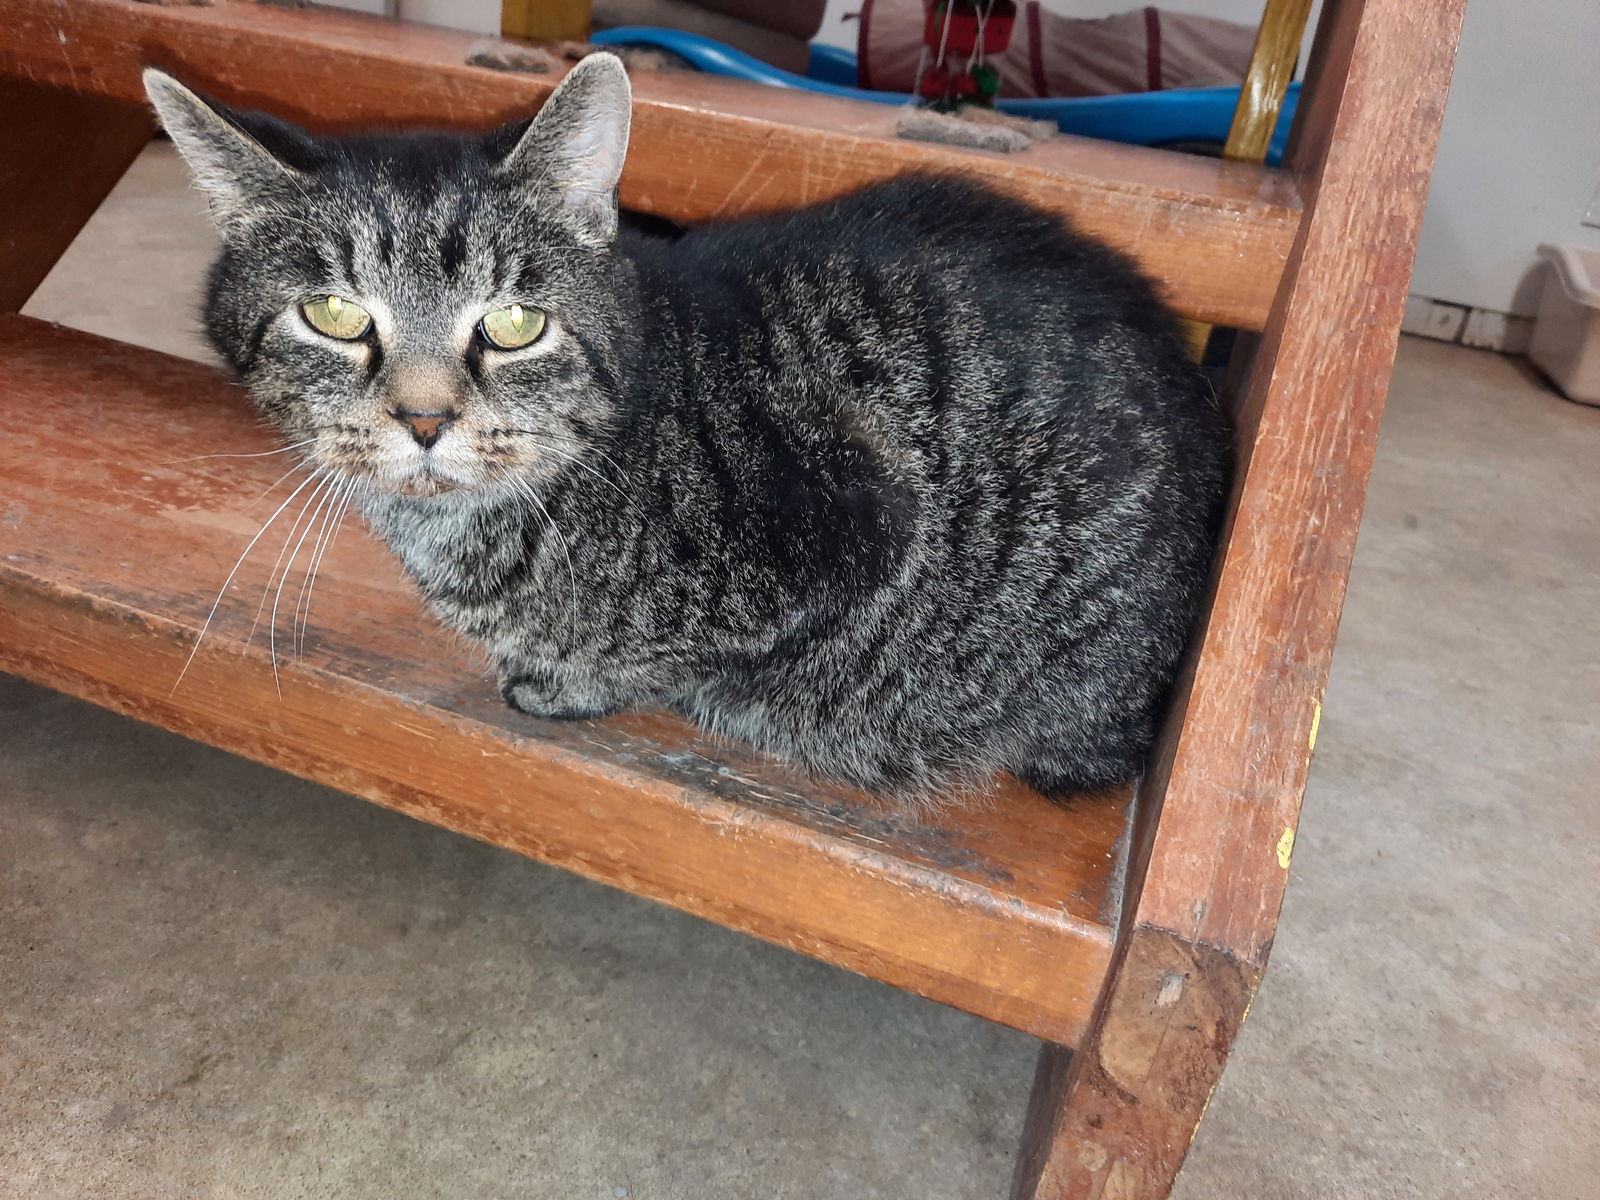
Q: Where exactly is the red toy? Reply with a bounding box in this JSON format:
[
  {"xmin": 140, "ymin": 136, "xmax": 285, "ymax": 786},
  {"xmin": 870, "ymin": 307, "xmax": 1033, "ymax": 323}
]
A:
[{"xmin": 917, "ymin": 1, "xmax": 1016, "ymax": 108}]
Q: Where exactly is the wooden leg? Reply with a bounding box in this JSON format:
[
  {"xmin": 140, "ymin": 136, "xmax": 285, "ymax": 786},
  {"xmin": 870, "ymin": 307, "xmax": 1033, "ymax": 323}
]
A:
[
  {"xmin": 0, "ymin": 77, "xmax": 152, "ymax": 312},
  {"xmin": 1011, "ymin": 931, "xmax": 1256, "ymax": 1199}
]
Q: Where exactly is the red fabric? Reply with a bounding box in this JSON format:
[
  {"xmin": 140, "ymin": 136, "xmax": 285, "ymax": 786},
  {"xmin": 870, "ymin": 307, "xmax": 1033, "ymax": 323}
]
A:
[
  {"xmin": 858, "ymin": 0, "xmax": 877, "ymax": 91},
  {"xmin": 1026, "ymin": 2, "xmax": 1047, "ymax": 98},
  {"xmin": 1143, "ymin": 6, "xmax": 1162, "ymax": 92},
  {"xmin": 859, "ymin": 1, "xmax": 1255, "ymax": 99}
]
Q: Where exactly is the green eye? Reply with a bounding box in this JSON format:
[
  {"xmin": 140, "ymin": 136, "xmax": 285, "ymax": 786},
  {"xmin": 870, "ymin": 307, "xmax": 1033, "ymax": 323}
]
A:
[
  {"xmin": 480, "ymin": 304, "xmax": 546, "ymax": 349},
  {"xmin": 301, "ymin": 294, "xmax": 372, "ymax": 340}
]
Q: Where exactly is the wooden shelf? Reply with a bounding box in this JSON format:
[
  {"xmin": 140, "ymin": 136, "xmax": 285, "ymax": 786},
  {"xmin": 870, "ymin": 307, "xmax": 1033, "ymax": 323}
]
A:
[
  {"xmin": 1, "ymin": 0, "xmax": 1300, "ymax": 330},
  {"xmin": 0, "ymin": 315, "xmax": 1126, "ymax": 1046}
]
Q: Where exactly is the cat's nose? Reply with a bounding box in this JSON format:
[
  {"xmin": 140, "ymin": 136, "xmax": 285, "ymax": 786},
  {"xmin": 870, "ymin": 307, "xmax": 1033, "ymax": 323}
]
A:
[{"xmin": 389, "ymin": 406, "xmax": 456, "ymax": 450}]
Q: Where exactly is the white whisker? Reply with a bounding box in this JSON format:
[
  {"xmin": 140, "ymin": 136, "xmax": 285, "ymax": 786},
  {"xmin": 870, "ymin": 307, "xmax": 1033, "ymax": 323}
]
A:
[
  {"xmin": 519, "ymin": 438, "xmax": 630, "ymax": 498},
  {"xmin": 268, "ymin": 477, "xmax": 340, "ymax": 694},
  {"xmin": 246, "ymin": 459, "xmax": 317, "ymax": 509},
  {"xmin": 307, "ymin": 484, "xmax": 359, "ymax": 642},
  {"xmin": 164, "ymin": 438, "xmax": 317, "ymax": 466},
  {"xmin": 295, "ymin": 477, "xmax": 353, "ymax": 655},
  {"xmin": 500, "ymin": 428, "xmax": 632, "ymax": 493},
  {"xmin": 249, "ymin": 473, "xmax": 334, "ymax": 647},
  {"xmin": 508, "ymin": 476, "xmax": 579, "ymax": 626},
  {"xmin": 170, "ymin": 470, "xmax": 324, "ymax": 695}
]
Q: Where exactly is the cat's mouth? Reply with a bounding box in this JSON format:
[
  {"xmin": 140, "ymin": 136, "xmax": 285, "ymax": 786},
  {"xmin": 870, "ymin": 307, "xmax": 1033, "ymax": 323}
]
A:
[
  {"xmin": 317, "ymin": 444, "xmax": 477, "ymax": 499},
  {"xmin": 391, "ymin": 472, "xmax": 467, "ymax": 498}
]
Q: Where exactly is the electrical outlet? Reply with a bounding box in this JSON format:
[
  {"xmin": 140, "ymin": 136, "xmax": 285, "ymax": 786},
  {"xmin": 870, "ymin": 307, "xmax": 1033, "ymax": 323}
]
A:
[{"xmin": 1585, "ymin": 179, "xmax": 1600, "ymax": 229}]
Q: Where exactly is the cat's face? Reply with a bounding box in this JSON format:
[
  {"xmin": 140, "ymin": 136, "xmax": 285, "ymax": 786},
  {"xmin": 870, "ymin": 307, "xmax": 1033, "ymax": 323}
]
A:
[{"xmin": 144, "ymin": 57, "xmax": 634, "ymax": 503}]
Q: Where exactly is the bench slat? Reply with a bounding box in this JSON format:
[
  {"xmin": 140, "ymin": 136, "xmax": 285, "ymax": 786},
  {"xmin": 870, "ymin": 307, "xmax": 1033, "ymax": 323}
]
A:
[
  {"xmin": 0, "ymin": 315, "xmax": 1125, "ymax": 1045},
  {"xmin": 0, "ymin": 0, "xmax": 1300, "ymax": 330}
]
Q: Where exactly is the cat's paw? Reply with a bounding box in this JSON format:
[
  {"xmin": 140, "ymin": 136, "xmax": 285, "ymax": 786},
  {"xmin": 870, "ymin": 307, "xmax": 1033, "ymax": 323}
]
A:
[{"xmin": 500, "ymin": 670, "xmax": 619, "ymax": 721}]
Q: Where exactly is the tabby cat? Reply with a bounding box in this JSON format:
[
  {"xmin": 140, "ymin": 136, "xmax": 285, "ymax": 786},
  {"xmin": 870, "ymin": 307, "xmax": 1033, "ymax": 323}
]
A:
[{"xmin": 144, "ymin": 56, "xmax": 1230, "ymax": 800}]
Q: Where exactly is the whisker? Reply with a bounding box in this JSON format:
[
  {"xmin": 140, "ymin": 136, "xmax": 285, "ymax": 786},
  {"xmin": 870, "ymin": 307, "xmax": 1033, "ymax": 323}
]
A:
[
  {"xmin": 498, "ymin": 428, "xmax": 632, "ymax": 496},
  {"xmin": 268, "ymin": 477, "xmax": 340, "ymax": 695},
  {"xmin": 304, "ymin": 483, "xmax": 358, "ymax": 649},
  {"xmin": 508, "ymin": 476, "xmax": 579, "ymax": 626},
  {"xmin": 295, "ymin": 477, "xmax": 353, "ymax": 655},
  {"xmin": 249, "ymin": 473, "xmax": 334, "ymax": 648},
  {"xmin": 291, "ymin": 481, "xmax": 337, "ymax": 657},
  {"xmin": 296, "ymin": 480, "xmax": 342, "ymax": 659},
  {"xmin": 246, "ymin": 460, "xmax": 316, "ymax": 509},
  {"xmin": 169, "ymin": 469, "xmax": 324, "ymax": 695},
  {"xmin": 164, "ymin": 438, "xmax": 317, "ymax": 466},
  {"xmin": 298, "ymin": 482, "xmax": 361, "ymax": 654},
  {"xmin": 518, "ymin": 438, "xmax": 631, "ymax": 498}
]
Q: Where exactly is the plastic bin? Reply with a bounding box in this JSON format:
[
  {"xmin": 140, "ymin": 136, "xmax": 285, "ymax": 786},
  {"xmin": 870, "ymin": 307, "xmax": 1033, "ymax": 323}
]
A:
[{"xmin": 1531, "ymin": 243, "xmax": 1600, "ymax": 407}]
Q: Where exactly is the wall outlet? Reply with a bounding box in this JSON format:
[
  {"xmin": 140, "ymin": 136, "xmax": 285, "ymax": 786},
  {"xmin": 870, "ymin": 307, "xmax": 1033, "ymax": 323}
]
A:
[{"xmin": 1586, "ymin": 179, "xmax": 1600, "ymax": 230}]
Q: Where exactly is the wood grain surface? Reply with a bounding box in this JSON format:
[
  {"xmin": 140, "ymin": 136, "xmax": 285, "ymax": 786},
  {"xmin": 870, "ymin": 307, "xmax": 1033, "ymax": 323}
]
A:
[{"xmin": 0, "ymin": 314, "xmax": 1127, "ymax": 1046}]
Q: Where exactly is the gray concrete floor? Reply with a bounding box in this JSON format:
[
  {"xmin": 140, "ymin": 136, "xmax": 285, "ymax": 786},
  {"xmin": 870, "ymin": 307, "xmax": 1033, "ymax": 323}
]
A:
[{"xmin": 5, "ymin": 144, "xmax": 1598, "ymax": 1199}]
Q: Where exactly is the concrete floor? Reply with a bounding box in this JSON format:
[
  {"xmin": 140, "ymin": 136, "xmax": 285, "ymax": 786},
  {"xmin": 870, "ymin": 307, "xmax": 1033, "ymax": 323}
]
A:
[{"xmin": 5, "ymin": 143, "xmax": 1598, "ymax": 1199}]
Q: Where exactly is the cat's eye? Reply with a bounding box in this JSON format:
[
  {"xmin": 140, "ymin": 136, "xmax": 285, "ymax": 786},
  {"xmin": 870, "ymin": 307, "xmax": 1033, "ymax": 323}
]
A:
[
  {"xmin": 480, "ymin": 304, "xmax": 546, "ymax": 350},
  {"xmin": 301, "ymin": 294, "xmax": 372, "ymax": 340}
]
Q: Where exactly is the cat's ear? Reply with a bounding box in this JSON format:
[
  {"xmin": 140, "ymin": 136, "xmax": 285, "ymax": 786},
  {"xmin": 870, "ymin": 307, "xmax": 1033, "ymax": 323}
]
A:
[
  {"xmin": 142, "ymin": 69, "xmax": 302, "ymax": 229},
  {"xmin": 498, "ymin": 53, "xmax": 632, "ymax": 246}
]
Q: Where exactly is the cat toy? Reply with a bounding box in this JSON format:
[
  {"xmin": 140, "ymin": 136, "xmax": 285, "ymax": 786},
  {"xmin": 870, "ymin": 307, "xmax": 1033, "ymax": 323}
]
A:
[{"xmin": 912, "ymin": 0, "xmax": 1017, "ymax": 112}]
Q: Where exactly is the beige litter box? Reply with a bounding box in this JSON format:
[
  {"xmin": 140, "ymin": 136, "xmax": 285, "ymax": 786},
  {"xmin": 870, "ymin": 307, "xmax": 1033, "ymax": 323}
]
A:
[{"xmin": 1531, "ymin": 243, "xmax": 1600, "ymax": 407}]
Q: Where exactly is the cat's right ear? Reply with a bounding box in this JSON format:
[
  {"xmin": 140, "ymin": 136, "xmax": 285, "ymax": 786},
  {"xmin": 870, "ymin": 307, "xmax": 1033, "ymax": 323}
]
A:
[{"xmin": 142, "ymin": 69, "xmax": 302, "ymax": 230}]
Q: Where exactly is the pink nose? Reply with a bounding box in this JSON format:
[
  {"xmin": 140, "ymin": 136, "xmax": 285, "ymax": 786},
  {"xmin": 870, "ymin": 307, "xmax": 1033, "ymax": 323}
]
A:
[{"xmin": 390, "ymin": 407, "xmax": 454, "ymax": 449}]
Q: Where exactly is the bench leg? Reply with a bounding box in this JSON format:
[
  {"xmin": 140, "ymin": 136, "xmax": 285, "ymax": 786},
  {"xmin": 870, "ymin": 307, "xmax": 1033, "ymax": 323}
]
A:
[
  {"xmin": 0, "ymin": 77, "xmax": 153, "ymax": 312},
  {"xmin": 1010, "ymin": 929, "xmax": 1256, "ymax": 1200}
]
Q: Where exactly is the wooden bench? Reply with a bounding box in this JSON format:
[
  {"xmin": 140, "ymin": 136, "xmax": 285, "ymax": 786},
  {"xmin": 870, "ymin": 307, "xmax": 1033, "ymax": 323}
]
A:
[{"xmin": 0, "ymin": 1, "xmax": 1465, "ymax": 1195}]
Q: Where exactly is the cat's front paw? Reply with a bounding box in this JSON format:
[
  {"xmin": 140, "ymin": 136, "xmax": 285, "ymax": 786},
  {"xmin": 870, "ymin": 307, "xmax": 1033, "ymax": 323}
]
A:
[{"xmin": 500, "ymin": 669, "xmax": 620, "ymax": 721}]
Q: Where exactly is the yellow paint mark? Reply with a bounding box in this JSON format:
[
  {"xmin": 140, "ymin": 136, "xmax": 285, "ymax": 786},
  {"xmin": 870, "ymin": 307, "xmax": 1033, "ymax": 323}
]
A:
[
  {"xmin": 1276, "ymin": 826, "xmax": 1295, "ymax": 871},
  {"xmin": 1308, "ymin": 700, "xmax": 1322, "ymax": 754}
]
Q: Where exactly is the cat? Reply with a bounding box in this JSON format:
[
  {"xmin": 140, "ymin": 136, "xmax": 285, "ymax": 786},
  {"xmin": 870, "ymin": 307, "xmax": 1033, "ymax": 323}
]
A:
[{"xmin": 143, "ymin": 55, "xmax": 1230, "ymax": 801}]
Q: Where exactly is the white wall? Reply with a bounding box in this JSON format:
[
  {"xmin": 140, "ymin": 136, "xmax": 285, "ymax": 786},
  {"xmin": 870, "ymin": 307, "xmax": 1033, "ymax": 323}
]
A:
[
  {"xmin": 323, "ymin": 0, "xmax": 500, "ymax": 33},
  {"xmin": 399, "ymin": 0, "xmax": 498, "ymax": 34},
  {"xmin": 1411, "ymin": 0, "xmax": 1600, "ymax": 315}
]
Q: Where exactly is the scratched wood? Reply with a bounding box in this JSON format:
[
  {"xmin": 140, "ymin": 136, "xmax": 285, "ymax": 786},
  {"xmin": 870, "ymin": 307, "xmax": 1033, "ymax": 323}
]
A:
[
  {"xmin": 0, "ymin": 77, "xmax": 153, "ymax": 311},
  {"xmin": 1012, "ymin": 0, "xmax": 1468, "ymax": 1195},
  {"xmin": 0, "ymin": 314, "xmax": 1127, "ymax": 1046},
  {"xmin": 0, "ymin": 0, "xmax": 1300, "ymax": 330}
]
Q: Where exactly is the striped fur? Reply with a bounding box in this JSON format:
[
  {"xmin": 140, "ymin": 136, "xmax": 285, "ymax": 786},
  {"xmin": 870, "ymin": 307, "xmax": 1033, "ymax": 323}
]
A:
[{"xmin": 146, "ymin": 58, "xmax": 1231, "ymax": 800}]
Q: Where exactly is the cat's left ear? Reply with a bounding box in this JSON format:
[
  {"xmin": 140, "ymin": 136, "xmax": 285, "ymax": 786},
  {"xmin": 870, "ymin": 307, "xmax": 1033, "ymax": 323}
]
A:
[{"xmin": 498, "ymin": 53, "xmax": 632, "ymax": 247}]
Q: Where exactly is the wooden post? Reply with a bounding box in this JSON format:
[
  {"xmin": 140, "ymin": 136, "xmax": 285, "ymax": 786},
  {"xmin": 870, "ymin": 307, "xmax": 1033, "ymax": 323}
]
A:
[
  {"xmin": 1181, "ymin": 0, "xmax": 1317, "ymax": 359},
  {"xmin": 1225, "ymin": 0, "xmax": 1317, "ymax": 163},
  {"xmin": 1011, "ymin": 0, "xmax": 1467, "ymax": 1194}
]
